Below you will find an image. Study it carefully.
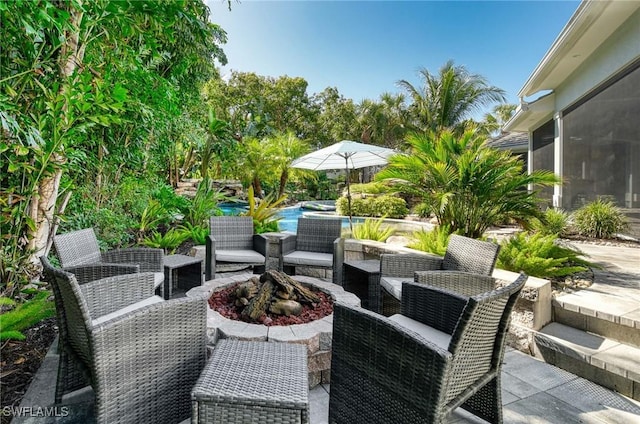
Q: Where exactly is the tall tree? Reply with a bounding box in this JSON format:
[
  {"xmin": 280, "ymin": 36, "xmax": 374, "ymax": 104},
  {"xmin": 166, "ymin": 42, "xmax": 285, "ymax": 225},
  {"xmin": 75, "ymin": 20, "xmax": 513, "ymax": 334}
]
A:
[
  {"xmin": 397, "ymin": 60, "xmax": 506, "ymax": 134},
  {"xmin": 0, "ymin": 0, "xmax": 226, "ymax": 269},
  {"xmin": 266, "ymin": 132, "xmax": 312, "ymax": 198}
]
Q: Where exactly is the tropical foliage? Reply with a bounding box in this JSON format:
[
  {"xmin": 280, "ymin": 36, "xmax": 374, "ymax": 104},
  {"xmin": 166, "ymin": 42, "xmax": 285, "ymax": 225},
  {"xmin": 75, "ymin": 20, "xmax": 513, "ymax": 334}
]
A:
[
  {"xmin": 397, "ymin": 60, "xmax": 506, "ymax": 134},
  {"xmin": 573, "ymin": 199, "xmax": 628, "ymax": 239},
  {"xmin": 351, "ymin": 218, "xmax": 395, "ymax": 242},
  {"xmin": 497, "ymin": 233, "xmax": 593, "ymax": 279},
  {"xmin": 532, "ymin": 208, "xmax": 571, "ymax": 237},
  {"xmin": 407, "ymin": 226, "xmax": 452, "ymax": 256},
  {"xmin": 377, "ymin": 130, "xmax": 559, "ymax": 238}
]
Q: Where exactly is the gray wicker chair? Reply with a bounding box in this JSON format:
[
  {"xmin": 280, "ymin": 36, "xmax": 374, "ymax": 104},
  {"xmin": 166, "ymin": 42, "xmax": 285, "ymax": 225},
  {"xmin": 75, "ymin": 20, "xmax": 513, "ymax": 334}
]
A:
[
  {"xmin": 280, "ymin": 217, "xmax": 344, "ymax": 285},
  {"xmin": 380, "ymin": 234, "xmax": 500, "ymax": 315},
  {"xmin": 53, "ymin": 227, "xmax": 164, "ymax": 292},
  {"xmin": 329, "ymin": 272, "xmax": 528, "ymax": 424},
  {"xmin": 205, "ymin": 216, "xmax": 267, "ymax": 280},
  {"xmin": 40, "ymin": 257, "xmax": 207, "ymax": 424}
]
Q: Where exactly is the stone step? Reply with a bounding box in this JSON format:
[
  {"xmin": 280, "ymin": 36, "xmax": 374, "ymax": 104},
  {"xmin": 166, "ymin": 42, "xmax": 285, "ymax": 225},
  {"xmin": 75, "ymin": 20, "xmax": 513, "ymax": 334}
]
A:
[
  {"xmin": 534, "ymin": 322, "xmax": 640, "ymax": 401},
  {"xmin": 553, "ymin": 289, "xmax": 640, "ymax": 347}
]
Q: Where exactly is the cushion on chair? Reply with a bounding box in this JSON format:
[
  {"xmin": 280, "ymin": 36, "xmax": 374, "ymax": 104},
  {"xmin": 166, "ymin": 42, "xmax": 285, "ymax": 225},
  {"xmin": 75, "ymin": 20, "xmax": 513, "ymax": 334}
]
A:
[
  {"xmin": 388, "ymin": 314, "xmax": 452, "ymax": 350},
  {"xmin": 215, "ymin": 249, "xmax": 265, "ymax": 264},
  {"xmin": 282, "ymin": 251, "xmax": 332, "ymax": 267},
  {"xmin": 154, "ymin": 272, "xmax": 164, "ymax": 288},
  {"xmin": 380, "ymin": 276, "xmax": 407, "ymax": 301},
  {"xmin": 92, "ymin": 295, "xmax": 164, "ymax": 326}
]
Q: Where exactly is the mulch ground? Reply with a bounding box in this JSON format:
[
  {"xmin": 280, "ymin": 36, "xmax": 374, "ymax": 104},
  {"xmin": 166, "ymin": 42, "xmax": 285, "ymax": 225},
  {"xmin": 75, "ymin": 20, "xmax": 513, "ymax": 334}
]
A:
[{"xmin": 1, "ymin": 318, "xmax": 58, "ymax": 423}]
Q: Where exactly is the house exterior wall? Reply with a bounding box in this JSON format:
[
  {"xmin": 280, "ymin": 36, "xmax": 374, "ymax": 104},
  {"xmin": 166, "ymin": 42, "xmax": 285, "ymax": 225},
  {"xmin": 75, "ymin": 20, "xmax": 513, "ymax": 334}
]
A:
[
  {"xmin": 528, "ymin": 8, "xmax": 640, "ymax": 236},
  {"xmin": 554, "ymin": 8, "xmax": 640, "ymax": 112}
]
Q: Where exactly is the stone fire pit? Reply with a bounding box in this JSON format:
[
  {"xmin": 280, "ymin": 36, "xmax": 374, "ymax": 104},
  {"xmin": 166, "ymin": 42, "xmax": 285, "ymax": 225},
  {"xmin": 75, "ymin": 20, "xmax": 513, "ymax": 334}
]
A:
[{"xmin": 186, "ymin": 272, "xmax": 360, "ymax": 388}]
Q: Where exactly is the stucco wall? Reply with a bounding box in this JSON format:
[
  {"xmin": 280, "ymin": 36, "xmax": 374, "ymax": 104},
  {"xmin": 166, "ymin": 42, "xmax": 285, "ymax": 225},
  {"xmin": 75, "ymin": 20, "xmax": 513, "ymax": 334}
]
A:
[{"xmin": 554, "ymin": 8, "xmax": 640, "ymax": 112}]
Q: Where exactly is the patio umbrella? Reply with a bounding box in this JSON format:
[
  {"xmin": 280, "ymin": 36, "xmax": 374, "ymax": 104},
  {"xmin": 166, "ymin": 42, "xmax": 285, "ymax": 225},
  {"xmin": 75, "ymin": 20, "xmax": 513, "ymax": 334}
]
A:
[{"xmin": 290, "ymin": 140, "xmax": 396, "ymax": 231}]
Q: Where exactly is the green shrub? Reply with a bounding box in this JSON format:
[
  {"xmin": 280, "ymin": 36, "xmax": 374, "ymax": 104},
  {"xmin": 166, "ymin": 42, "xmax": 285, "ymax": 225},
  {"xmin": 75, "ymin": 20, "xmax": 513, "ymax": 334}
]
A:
[
  {"xmin": 0, "ymin": 291, "xmax": 55, "ymax": 341},
  {"xmin": 371, "ymin": 196, "xmax": 408, "ymax": 219},
  {"xmin": 497, "ymin": 232, "xmax": 593, "ymax": 279},
  {"xmin": 185, "ymin": 180, "xmax": 226, "ymax": 228},
  {"xmin": 336, "ymin": 196, "xmax": 370, "ymax": 217},
  {"xmin": 349, "ymin": 182, "xmax": 391, "ymax": 195},
  {"xmin": 153, "ymin": 184, "xmax": 191, "ymax": 217},
  {"xmin": 413, "ymin": 202, "xmax": 432, "ymax": 218},
  {"xmin": 141, "ymin": 228, "xmax": 190, "ymax": 254},
  {"xmin": 179, "ymin": 222, "xmax": 209, "ymax": 245},
  {"xmin": 407, "ymin": 226, "xmax": 451, "ymax": 256},
  {"xmin": 352, "ymin": 217, "xmax": 395, "ymax": 242},
  {"xmin": 336, "ymin": 195, "xmax": 407, "ymax": 219},
  {"xmin": 532, "ymin": 208, "xmax": 570, "ymax": 236},
  {"xmin": 573, "ymin": 199, "xmax": 628, "ymax": 239}
]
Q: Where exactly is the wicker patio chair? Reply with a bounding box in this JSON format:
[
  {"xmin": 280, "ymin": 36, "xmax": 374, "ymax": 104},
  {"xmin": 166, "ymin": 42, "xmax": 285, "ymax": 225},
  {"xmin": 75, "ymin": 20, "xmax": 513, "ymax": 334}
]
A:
[
  {"xmin": 380, "ymin": 234, "xmax": 500, "ymax": 315},
  {"xmin": 280, "ymin": 217, "xmax": 344, "ymax": 285},
  {"xmin": 205, "ymin": 216, "xmax": 267, "ymax": 280},
  {"xmin": 329, "ymin": 272, "xmax": 528, "ymax": 424},
  {"xmin": 53, "ymin": 227, "xmax": 164, "ymax": 291},
  {"xmin": 40, "ymin": 257, "xmax": 207, "ymax": 424}
]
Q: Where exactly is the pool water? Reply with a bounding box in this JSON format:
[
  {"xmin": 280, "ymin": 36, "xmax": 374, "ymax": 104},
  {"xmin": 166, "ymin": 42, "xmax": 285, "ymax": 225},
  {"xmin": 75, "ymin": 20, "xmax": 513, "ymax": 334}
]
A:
[{"xmin": 218, "ymin": 203, "xmax": 359, "ymax": 233}]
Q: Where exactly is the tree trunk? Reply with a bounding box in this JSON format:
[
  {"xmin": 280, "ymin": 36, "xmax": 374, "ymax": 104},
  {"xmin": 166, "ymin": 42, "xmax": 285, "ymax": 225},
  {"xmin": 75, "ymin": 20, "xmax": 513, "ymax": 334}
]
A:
[
  {"xmin": 30, "ymin": 3, "xmax": 84, "ymax": 260},
  {"xmin": 278, "ymin": 169, "xmax": 288, "ymax": 199}
]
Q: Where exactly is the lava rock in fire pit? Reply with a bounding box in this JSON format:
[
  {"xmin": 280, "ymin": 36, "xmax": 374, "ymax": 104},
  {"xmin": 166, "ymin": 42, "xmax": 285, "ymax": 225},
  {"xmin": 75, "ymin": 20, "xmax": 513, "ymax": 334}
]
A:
[{"xmin": 237, "ymin": 270, "xmax": 322, "ymax": 321}]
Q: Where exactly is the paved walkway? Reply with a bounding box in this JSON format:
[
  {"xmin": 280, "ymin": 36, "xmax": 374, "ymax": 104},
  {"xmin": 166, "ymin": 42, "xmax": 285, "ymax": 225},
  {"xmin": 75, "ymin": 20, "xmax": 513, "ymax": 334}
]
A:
[
  {"xmin": 12, "ymin": 242, "xmax": 640, "ymax": 423},
  {"xmin": 12, "ymin": 339, "xmax": 640, "ymax": 423}
]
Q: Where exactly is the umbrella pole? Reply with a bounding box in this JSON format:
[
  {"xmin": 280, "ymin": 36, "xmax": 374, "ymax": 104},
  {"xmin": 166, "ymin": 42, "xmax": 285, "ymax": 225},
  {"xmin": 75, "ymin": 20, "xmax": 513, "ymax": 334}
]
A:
[{"xmin": 345, "ymin": 156, "xmax": 353, "ymax": 232}]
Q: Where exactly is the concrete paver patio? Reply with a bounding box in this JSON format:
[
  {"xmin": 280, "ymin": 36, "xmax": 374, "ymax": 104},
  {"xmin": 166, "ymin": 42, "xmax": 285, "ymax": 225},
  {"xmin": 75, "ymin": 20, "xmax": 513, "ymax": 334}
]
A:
[{"xmin": 12, "ymin": 339, "xmax": 640, "ymax": 423}]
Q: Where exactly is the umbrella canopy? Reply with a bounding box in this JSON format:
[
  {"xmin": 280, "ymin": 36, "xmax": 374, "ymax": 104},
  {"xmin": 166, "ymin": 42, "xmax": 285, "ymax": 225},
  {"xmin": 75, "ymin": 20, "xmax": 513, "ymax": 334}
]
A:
[
  {"xmin": 290, "ymin": 140, "xmax": 395, "ymax": 171},
  {"xmin": 291, "ymin": 140, "xmax": 396, "ymax": 231}
]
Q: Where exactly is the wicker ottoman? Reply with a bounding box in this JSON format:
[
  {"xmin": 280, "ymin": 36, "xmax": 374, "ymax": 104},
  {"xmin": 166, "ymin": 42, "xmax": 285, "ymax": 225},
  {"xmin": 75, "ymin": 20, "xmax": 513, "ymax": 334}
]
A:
[{"xmin": 191, "ymin": 339, "xmax": 309, "ymax": 424}]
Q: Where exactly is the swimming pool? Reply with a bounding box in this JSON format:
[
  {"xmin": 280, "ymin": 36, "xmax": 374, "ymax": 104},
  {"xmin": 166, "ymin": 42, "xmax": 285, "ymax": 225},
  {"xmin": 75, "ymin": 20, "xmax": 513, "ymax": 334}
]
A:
[{"xmin": 218, "ymin": 202, "xmax": 359, "ymax": 233}]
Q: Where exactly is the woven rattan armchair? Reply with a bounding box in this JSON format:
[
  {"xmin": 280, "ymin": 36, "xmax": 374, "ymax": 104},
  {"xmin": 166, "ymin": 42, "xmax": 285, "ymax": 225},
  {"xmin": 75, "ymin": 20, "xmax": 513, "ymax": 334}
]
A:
[
  {"xmin": 40, "ymin": 257, "xmax": 207, "ymax": 424},
  {"xmin": 380, "ymin": 234, "xmax": 500, "ymax": 315},
  {"xmin": 329, "ymin": 272, "xmax": 528, "ymax": 424},
  {"xmin": 280, "ymin": 217, "xmax": 344, "ymax": 285},
  {"xmin": 205, "ymin": 216, "xmax": 267, "ymax": 280},
  {"xmin": 53, "ymin": 227, "xmax": 164, "ymax": 292}
]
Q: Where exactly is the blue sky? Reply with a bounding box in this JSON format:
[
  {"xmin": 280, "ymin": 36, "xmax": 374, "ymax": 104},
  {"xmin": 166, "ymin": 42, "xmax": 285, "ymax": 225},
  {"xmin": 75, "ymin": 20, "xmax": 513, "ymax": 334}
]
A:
[{"xmin": 205, "ymin": 1, "xmax": 580, "ymax": 114}]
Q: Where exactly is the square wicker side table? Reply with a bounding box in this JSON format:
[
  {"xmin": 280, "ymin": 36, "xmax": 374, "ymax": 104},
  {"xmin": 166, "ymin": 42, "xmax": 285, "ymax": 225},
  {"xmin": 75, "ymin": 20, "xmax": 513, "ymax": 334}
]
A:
[
  {"xmin": 192, "ymin": 339, "xmax": 309, "ymax": 424},
  {"xmin": 343, "ymin": 260, "xmax": 381, "ymax": 313}
]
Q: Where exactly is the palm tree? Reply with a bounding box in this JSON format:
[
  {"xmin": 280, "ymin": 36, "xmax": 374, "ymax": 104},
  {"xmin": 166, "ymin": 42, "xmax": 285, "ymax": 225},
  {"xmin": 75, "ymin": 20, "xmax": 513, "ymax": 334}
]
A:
[
  {"xmin": 481, "ymin": 103, "xmax": 517, "ymax": 137},
  {"xmin": 376, "ymin": 130, "xmax": 559, "ymax": 238},
  {"xmin": 266, "ymin": 131, "xmax": 312, "ymax": 198},
  {"xmin": 397, "ymin": 60, "xmax": 506, "ymax": 134}
]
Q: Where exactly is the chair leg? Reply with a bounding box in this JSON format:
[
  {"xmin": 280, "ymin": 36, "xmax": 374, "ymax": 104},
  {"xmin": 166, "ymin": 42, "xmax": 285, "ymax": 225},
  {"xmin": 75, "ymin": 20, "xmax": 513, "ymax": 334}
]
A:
[
  {"xmin": 460, "ymin": 375, "xmax": 503, "ymax": 424},
  {"xmin": 56, "ymin": 350, "xmax": 89, "ymax": 403}
]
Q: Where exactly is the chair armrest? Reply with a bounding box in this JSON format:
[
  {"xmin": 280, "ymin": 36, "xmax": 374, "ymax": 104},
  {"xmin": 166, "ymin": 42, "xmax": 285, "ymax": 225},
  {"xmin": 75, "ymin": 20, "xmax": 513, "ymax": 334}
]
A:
[
  {"xmin": 252, "ymin": 234, "xmax": 268, "ymax": 256},
  {"xmin": 380, "ymin": 253, "xmax": 443, "ymax": 278},
  {"xmin": 332, "ymin": 237, "xmax": 344, "ymax": 285},
  {"xmin": 80, "ymin": 272, "xmax": 156, "ymax": 318},
  {"xmin": 280, "ymin": 234, "xmax": 297, "ymax": 255},
  {"xmin": 401, "ymin": 282, "xmax": 469, "ymax": 335},
  {"xmin": 102, "ymin": 248, "xmax": 163, "ymax": 272},
  {"xmin": 64, "ymin": 263, "xmax": 140, "ymax": 284},
  {"xmin": 331, "ymin": 303, "xmax": 451, "ymax": 419},
  {"xmin": 414, "ymin": 271, "xmax": 496, "ymax": 297},
  {"xmin": 90, "ymin": 296, "xmax": 207, "ymax": 402},
  {"xmin": 205, "ymin": 235, "xmax": 217, "ymax": 280}
]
